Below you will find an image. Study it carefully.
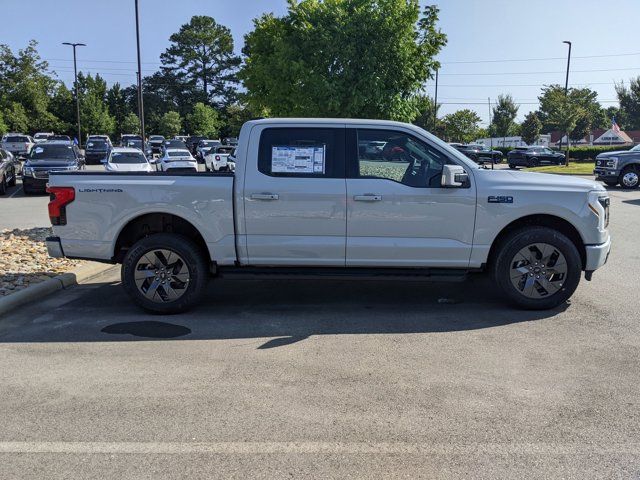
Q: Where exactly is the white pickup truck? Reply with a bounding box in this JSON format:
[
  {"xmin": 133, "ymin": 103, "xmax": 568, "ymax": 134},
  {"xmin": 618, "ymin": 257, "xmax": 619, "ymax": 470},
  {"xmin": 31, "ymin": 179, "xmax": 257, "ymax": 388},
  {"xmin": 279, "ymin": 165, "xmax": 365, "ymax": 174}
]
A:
[{"xmin": 46, "ymin": 119, "xmax": 611, "ymax": 313}]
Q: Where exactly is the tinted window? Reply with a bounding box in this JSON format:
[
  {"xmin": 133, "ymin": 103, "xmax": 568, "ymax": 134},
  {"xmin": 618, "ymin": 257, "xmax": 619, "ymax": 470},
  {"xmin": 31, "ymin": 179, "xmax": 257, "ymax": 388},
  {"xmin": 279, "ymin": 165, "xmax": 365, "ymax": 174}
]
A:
[
  {"xmin": 87, "ymin": 140, "xmax": 108, "ymax": 148},
  {"xmin": 258, "ymin": 128, "xmax": 343, "ymax": 178},
  {"xmin": 29, "ymin": 145, "xmax": 75, "ymax": 160},
  {"xmin": 167, "ymin": 150, "xmax": 191, "ymax": 157},
  {"xmin": 353, "ymin": 129, "xmax": 450, "ymax": 188},
  {"xmin": 50, "ymin": 135, "xmax": 70, "ymax": 141},
  {"xmin": 6, "ymin": 136, "xmax": 29, "ymax": 142},
  {"xmin": 110, "ymin": 152, "xmax": 147, "ymax": 164}
]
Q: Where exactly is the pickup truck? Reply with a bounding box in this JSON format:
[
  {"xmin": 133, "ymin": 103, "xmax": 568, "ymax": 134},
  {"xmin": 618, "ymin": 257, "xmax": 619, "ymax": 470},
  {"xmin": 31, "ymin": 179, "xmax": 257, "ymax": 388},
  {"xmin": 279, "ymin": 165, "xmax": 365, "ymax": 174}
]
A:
[
  {"xmin": 594, "ymin": 144, "xmax": 640, "ymax": 188},
  {"xmin": 46, "ymin": 118, "xmax": 611, "ymax": 314}
]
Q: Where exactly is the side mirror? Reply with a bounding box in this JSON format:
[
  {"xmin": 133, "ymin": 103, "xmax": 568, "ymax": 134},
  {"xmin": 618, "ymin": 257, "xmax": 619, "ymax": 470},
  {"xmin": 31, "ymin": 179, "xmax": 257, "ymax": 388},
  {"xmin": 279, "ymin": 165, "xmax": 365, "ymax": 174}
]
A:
[{"xmin": 441, "ymin": 164, "xmax": 468, "ymax": 188}]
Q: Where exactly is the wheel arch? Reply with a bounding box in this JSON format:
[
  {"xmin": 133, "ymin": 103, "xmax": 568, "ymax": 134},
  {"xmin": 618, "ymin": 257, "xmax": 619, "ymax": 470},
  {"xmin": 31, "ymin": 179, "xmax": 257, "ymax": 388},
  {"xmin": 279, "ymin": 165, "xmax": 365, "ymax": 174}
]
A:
[
  {"xmin": 487, "ymin": 214, "xmax": 586, "ymax": 270},
  {"xmin": 112, "ymin": 212, "xmax": 211, "ymax": 265}
]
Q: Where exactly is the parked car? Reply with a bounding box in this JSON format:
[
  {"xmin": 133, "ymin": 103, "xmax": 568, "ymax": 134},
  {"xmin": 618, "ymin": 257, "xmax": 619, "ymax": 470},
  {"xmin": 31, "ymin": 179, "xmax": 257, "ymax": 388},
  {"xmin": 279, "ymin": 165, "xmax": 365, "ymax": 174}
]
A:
[
  {"xmin": 148, "ymin": 135, "xmax": 165, "ymax": 155},
  {"xmin": 186, "ymin": 136, "xmax": 207, "ymax": 155},
  {"xmin": 162, "ymin": 139, "xmax": 188, "ymax": 154},
  {"xmin": 33, "ymin": 132, "xmax": 54, "ymax": 143},
  {"xmin": 593, "ymin": 144, "xmax": 640, "ymax": 188},
  {"xmin": 22, "ymin": 141, "xmax": 85, "ymax": 195},
  {"xmin": 222, "ymin": 137, "xmax": 238, "ymax": 146},
  {"xmin": 50, "ymin": 135, "xmax": 72, "ymax": 142},
  {"xmin": 104, "ymin": 147, "xmax": 153, "ymax": 173},
  {"xmin": 87, "ymin": 134, "xmax": 111, "ymax": 144},
  {"xmin": 124, "ymin": 138, "xmax": 153, "ymax": 158},
  {"xmin": 84, "ymin": 137, "xmax": 112, "ymax": 164},
  {"xmin": 46, "ymin": 118, "xmax": 610, "ymax": 314},
  {"xmin": 453, "ymin": 144, "xmax": 503, "ymax": 164},
  {"xmin": 507, "ymin": 146, "xmax": 565, "ymax": 168},
  {"xmin": 0, "ymin": 148, "xmax": 20, "ymax": 195},
  {"xmin": 195, "ymin": 140, "xmax": 221, "ymax": 161},
  {"xmin": 204, "ymin": 145, "xmax": 235, "ymax": 172},
  {"xmin": 120, "ymin": 134, "xmax": 142, "ymax": 147},
  {"xmin": 358, "ymin": 140, "xmax": 387, "ymax": 159},
  {"xmin": 1, "ymin": 134, "xmax": 34, "ymax": 159},
  {"xmin": 157, "ymin": 148, "xmax": 198, "ymax": 173}
]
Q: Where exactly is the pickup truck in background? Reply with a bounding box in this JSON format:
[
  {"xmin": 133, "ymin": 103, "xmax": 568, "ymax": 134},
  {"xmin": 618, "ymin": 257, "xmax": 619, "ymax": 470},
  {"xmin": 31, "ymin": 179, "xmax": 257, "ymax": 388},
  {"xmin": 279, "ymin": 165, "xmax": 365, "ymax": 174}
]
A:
[
  {"xmin": 46, "ymin": 118, "xmax": 611, "ymax": 314},
  {"xmin": 594, "ymin": 144, "xmax": 640, "ymax": 188},
  {"xmin": 1, "ymin": 134, "xmax": 35, "ymax": 160}
]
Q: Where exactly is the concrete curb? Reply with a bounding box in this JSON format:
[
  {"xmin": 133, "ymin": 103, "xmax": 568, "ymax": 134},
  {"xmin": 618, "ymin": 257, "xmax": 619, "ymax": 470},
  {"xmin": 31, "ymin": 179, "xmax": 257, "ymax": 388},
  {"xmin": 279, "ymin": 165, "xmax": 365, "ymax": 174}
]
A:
[{"xmin": 0, "ymin": 262, "xmax": 115, "ymax": 318}]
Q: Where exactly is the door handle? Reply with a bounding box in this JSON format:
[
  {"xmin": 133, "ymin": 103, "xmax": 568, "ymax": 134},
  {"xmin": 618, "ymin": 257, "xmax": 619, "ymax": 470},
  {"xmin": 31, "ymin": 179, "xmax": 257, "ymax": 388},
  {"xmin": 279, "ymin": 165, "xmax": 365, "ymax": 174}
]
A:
[
  {"xmin": 250, "ymin": 193, "xmax": 279, "ymax": 200},
  {"xmin": 353, "ymin": 194, "xmax": 382, "ymax": 202}
]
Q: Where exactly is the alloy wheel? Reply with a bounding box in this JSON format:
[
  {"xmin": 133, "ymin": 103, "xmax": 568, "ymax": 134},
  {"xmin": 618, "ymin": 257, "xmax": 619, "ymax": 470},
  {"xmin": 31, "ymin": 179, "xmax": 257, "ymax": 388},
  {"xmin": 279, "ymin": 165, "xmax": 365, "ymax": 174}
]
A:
[
  {"xmin": 622, "ymin": 171, "xmax": 639, "ymax": 188},
  {"xmin": 509, "ymin": 243, "xmax": 567, "ymax": 299},
  {"xmin": 134, "ymin": 249, "xmax": 190, "ymax": 303}
]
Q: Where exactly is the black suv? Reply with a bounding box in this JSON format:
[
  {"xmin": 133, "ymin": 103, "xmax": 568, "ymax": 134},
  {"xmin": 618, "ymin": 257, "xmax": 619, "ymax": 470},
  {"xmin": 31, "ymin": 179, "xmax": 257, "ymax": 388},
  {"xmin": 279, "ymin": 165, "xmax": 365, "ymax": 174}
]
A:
[
  {"xmin": 452, "ymin": 143, "xmax": 503, "ymax": 164},
  {"xmin": 507, "ymin": 146, "xmax": 565, "ymax": 168},
  {"xmin": 148, "ymin": 135, "xmax": 165, "ymax": 155},
  {"xmin": 84, "ymin": 138, "xmax": 112, "ymax": 164},
  {"xmin": 22, "ymin": 142, "xmax": 85, "ymax": 195}
]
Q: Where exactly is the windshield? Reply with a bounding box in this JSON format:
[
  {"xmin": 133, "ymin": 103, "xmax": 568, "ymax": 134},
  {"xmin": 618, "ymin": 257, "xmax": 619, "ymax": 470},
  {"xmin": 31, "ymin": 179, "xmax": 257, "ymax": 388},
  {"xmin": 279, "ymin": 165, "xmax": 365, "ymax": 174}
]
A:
[
  {"xmin": 630, "ymin": 145, "xmax": 640, "ymax": 152},
  {"xmin": 29, "ymin": 145, "xmax": 75, "ymax": 160},
  {"xmin": 202, "ymin": 141, "xmax": 220, "ymax": 147},
  {"xmin": 127, "ymin": 140, "xmax": 143, "ymax": 148},
  {"xmin": 34, "ymin": 134, "xmax": 50, "ymax": 139},
  {"xmin": 149, "ymin": 136, "xmax": 164, "ymax": 141},
  {"xmin": 110, "ymin": 152, "xmax": 147, "ymax": 164},
  {"xmin": 50, "ymin": 135, "xmax": 70, "ymax": 141},
  {"xmin": 6, "ymin": 136, "xmax": 29, "ymax": 142},
  {"xmin": 168, "ymin": 151, "xmax": 191, "ymax": 157},
  {"xmin": 87, "ymin": 140, "xmax": 108, "ymax": 148}
]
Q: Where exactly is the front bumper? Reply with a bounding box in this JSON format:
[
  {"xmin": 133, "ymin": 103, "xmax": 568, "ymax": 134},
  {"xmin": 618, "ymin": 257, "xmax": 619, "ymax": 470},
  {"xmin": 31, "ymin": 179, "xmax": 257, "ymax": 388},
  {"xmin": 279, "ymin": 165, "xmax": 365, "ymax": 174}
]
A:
[
  {"xmin": 46, "ymin": 236, "xmax": 64, "ymax": 258},
  {"xmin": 594, "ymin": 168, "xmax": 619, "ymax": 182},
  {"xmin": 585, "ymin": 235, "xmax": 611, "ymax": 276},
  {"xmin": 22, "ymin": 176, "xmax": 49, "ymax": 191}
]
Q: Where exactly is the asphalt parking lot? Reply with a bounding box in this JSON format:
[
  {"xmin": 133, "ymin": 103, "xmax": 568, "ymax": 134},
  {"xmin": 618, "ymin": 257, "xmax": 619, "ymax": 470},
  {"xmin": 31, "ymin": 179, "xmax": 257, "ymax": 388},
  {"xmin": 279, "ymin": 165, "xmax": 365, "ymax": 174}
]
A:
[{"xmin": 0, "ymin": 180, "xmax": 639, "ymax": 478}]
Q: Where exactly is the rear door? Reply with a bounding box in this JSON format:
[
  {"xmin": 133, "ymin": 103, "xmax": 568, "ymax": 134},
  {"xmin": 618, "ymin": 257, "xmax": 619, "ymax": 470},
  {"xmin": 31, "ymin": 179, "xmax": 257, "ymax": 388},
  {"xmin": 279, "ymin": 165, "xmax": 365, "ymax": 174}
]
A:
[
  {"xmin": 242, "ymin": 124, "xmax": 347, "ymax": 266},
  {"xmin": 345, "ymin": 127, "xmax": 477, "ymax": 267}
]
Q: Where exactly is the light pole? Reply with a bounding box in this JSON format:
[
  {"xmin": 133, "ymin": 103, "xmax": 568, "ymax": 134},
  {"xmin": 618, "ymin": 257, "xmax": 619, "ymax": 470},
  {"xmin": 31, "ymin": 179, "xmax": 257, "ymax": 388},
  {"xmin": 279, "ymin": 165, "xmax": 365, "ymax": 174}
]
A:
[
  {"xmin": 433, "ymin": 68, "xmax": 439, "ymax": 133},
  {"xmin": 134, "ymin": 0, "xmax": 145, "ymax": 141},
  {"xmin": 62, "ymin": 42, "xmax": 86, "ymax": 148},
  {"xmin": 563, "ymin": 40, "xmax": 572, "ymax": 165}
]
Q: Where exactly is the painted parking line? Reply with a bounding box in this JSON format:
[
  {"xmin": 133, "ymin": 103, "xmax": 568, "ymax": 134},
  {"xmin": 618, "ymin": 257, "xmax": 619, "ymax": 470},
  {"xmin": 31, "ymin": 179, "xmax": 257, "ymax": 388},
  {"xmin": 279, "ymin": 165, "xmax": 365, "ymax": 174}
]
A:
[{"xmin": 8, "ymin": 186, "xmax": 23, "ymax": 198}]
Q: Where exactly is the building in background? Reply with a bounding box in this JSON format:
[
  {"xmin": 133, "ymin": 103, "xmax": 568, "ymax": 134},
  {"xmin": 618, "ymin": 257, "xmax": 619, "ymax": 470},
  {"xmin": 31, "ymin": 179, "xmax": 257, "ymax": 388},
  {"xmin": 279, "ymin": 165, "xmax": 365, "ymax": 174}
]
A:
[{"xmin": 551, "ymin": 128, "xmax": 640, "ymax": 147}]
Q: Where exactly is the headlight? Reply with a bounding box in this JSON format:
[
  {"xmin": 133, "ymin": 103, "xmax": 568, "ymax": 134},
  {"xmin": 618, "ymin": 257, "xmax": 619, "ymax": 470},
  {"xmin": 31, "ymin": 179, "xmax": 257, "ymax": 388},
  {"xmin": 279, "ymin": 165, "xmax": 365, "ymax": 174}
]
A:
[
  {"xmin": 588, "ymin": 191, "xmax": 610, "ymax": 229},
  {"xmin": 22, "ymin": 166, "xmax": 34, "ymax": 176}
]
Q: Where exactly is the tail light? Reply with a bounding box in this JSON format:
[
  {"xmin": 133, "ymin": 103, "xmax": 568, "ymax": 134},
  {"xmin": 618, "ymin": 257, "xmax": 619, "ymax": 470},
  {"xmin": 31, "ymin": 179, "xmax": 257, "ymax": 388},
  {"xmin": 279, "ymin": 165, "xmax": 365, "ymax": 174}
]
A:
[
  {"xmin": 47, "ymin": 186, "xmax": 75, "ymax": 226},
  {"xmin": 215, "ymin": 155, "xmax": 221, "ymax": 161}
]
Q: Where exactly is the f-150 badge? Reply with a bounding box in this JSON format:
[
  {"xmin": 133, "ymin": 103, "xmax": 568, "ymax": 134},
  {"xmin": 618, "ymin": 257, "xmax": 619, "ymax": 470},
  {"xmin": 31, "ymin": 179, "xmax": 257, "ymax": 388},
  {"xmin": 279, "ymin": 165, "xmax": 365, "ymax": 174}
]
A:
[{"xmin": 488, "ymin": 196, "xmax": 513, "ymax": 204}]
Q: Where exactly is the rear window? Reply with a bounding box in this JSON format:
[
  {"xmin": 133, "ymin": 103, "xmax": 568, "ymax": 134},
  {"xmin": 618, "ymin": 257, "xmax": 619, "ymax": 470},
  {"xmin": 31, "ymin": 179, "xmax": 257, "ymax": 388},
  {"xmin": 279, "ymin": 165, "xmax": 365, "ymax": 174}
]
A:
[
  {"xmin": 29, "ymin": 145, "xmax": 75, "ymax": 160},
  {"xmin": 110, "ymin": 152, "xmax": 147, "ymax": 164},
  {"xmin": 6, "ymin": 136, "xmax": 29, "ymax": 142},
  {"xmin": 216, "ymin": 146, "xmax": 234, "ymax": 154},
  {"xmin": 50, "ymin": 135, "xmax": 70, "ymax": 141},
  {"xmin": 87, "ymin": 140, "xmax": 108, "ymax": 148},
  {"xmin": 168, "ymin": 151, "xmax": 191, "ymax": 157}
]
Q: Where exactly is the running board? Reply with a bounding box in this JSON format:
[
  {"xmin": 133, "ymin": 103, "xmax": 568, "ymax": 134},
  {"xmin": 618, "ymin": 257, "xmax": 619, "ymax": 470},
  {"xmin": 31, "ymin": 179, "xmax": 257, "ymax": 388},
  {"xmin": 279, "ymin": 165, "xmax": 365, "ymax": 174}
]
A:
[{"xmin": 216, "ymin": 266, "xmax": 469, "ymax": 282}]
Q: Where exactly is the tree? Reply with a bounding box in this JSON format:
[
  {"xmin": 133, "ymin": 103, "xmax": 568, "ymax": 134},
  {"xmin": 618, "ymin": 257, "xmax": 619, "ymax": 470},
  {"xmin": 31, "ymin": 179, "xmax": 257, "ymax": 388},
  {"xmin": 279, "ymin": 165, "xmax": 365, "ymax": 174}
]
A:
[
  {"xmin": 545, "ymin": 94, "xmax": 583, "ymax": 164},
  {"xmin": 121, "ymin": 113, "xmax": 140, "ymax": 135},
  {"xmin": 537, "ymin": 84, "xmax": 605, "ymax": 137},
  {"xmin": 106, "ymin": 83, "xmax": 131, "ymax": 137},
  {"xmin": 3, "ymin": 102, "xmax": 29, "ymax": 132},
  {"xmin": 520, "ymin": 111, "xmax": 542, "ymax": 145},
  {"xmin": 616, "ymin": 77, "xmax": 640, "ymax": 130},
  {"xmin": 0, "ymin": 111, "xmax": 7, "ymax": 135},
  {"xmin": 491, "ymin": 94, "xmax": 519, "ymax": 138},
  {"xmin": 161, "ymin": 16, "xmax": 241, "ymax": 106},
  {"xmin": 412, "ymin": 95, "xmax": 440, "ymax": 132},
  {"xmin": 157, "ymin": 111, "xmax": 182, "ymax": 137},
  {"xmin": 185, "ymin": 102, "xmax": 222, "ymax": 137},
  {"xmin": 49, "ymin": 83, "xmax": 74, "ymax": 135},
  {"xmin": 240, "ymin": 1, "xmax": 446, "ymax": 121},
  {"xmin": 441, "ymin": 109, "xmax": 482, "ymax": 143},
  {"xmin": 222, "ymin": 102, "xmax": 258, "ymax": 137}
]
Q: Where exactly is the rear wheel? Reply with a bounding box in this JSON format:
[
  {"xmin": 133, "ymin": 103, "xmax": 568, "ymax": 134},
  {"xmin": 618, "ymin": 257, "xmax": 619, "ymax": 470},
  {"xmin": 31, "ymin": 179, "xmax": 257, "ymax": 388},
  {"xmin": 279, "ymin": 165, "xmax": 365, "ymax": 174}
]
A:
[
  {"xmin": 619, "ymin": 166, "xmax": 639, "ymax": 189},
  {"xmin": 508, "ymin": 163, "xmax": 517, "ymax": 169},
  {"xmin": 527, "ymin": 157, "xmax": 539, "ymax": 168},
  {"xmin": 0, "ymin": 176, "xmax": 6, "ymax": 195},
  {"xmin": 492, "ymin": 227, "xmax": 581, "ymax": 310},
  {"xmin": 121, "ymin": 233, "xmax": 209, "ymax": 314},
  {"xmin": 8, "ymin": 170, "xmax": 16, "ymax": 187}
]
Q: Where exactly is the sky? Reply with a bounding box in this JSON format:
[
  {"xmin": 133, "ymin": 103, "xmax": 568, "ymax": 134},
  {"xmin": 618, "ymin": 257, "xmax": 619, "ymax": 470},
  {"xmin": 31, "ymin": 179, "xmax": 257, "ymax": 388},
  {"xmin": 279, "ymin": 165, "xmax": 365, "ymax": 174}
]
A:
[{"xmin": 2, "ymin": 0, "xmax": 639, "ymax": 127}]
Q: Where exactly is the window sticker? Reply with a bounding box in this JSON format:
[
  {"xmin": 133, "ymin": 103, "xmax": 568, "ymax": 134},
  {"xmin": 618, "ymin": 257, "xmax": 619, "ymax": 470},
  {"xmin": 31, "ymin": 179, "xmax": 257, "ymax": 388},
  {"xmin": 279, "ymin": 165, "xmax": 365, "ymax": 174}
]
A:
[
  {"xmin": 34, "ymin": 147, "xmax": 44, "ymax": 154},
  {"xmin": 271, "ymin": 145, "xmax": 325, "ymax": 174}
]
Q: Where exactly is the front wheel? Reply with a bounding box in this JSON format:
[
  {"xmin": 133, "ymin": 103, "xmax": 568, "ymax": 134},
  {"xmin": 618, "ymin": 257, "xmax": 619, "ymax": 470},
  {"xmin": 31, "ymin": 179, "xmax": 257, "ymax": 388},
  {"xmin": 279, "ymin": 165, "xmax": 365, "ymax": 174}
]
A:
[
  {"xmin": 619, "ymin": 166, "xmax": 639, "ymax": 189},
  {"xmin": 492, "ymin": 227, "xmax": 581, "ymax": 310},
  {"xmin": 121, "ymin": 233, "xmax": 209, "ymax": 314},
  {"xmin": 0, "ymin": 176, "xmax": 6, "ymax": 195},
  {"xmin": 527, "ymin": 157, "xmax": 539, "ymax": 168},
  {"xmin": 508, "ymin": 163, "xmax": 517, "ymax": 169}
]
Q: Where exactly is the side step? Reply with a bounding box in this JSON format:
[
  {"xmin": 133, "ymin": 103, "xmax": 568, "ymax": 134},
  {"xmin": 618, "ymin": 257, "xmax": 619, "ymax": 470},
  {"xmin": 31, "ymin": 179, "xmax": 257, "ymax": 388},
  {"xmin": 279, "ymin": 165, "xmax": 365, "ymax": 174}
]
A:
[{"xmin": 216, "ymin": 266, "xmax": 469, "ymax": 282}]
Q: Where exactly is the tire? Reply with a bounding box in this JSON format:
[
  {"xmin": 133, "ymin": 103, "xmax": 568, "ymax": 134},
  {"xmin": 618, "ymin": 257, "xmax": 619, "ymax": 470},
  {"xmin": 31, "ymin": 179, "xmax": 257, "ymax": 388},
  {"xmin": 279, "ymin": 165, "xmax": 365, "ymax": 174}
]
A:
[
  {"xmin": 492, "ymin": 226, "xmax": 581, "ymax": 310},
  {"xmin": 603, "ymin": 180, "xmax": 618, "ymax": 187},
  {"xmin": 121, "ymin": 233, "xmax": 209, "ymax": 314},
  {"xmin": 527, "ymin": 157, "xmax": 539, "ymax": 168},
  {"xmin": 0, "ymin": 176, "xmax": 6, "ymax": 195},
  {"xmin": 618, "ymin": 166, "xmax": 639, "ymax": 189},
  {"xmin": 508, "ymin": 163, "xmax": 517, "ymax": 170},
  {"xmin": 8, "ymin": 170, "xmax": 16, "ymax": 187}
]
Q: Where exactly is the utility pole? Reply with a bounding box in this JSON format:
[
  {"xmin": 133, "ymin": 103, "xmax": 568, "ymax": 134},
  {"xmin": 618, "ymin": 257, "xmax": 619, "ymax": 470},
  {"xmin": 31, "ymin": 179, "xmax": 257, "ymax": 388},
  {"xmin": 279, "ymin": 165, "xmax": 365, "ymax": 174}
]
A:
[
  {"xmin": 563, "ymin": 40, "xmax": 572, "ymax": 166},
  {"xmin": 62, "ymin": 42, "xmax": 86, "ymax": 148},
  {"xmin": 135, "ymin": 0, "xmax": 145, "ymax": 141},
  {"xmin": 433, "ymin": 68, "xmax": 439, "ymax": 133},
  {"xmin": 488, "ymin": 97, "xmax": 494, "ymax": 170}
]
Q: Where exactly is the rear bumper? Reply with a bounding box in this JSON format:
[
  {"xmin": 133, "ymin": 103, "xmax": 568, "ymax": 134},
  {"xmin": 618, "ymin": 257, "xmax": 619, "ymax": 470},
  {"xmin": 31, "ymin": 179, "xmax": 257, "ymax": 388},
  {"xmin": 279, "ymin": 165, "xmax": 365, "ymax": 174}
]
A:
[
  {"xmin": 585, "ymin": 235, "xmax": 611, "ymax": 275},
  {"xmin": 46, "ymin": 236, "xmax": 64, "ymax": 258}
]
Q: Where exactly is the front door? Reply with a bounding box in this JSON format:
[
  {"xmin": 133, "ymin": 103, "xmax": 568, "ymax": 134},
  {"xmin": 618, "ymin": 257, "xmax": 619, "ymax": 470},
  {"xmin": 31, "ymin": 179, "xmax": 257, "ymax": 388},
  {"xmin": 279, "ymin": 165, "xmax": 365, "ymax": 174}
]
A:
[
  {"xmin": 243, "ymin": 125, "xmax": 347, "ymax": 266},
  {"xmin": 346, "ymin": 128, "xmax": 476, "ymax": 267}
]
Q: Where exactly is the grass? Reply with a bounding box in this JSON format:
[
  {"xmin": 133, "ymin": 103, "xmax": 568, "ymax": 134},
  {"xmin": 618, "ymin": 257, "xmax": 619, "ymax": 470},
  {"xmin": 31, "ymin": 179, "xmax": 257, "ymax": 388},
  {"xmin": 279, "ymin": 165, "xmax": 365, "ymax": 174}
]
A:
[{"xmin": 525, "ymin": 162, "xmax": 595, "ymax": 175}]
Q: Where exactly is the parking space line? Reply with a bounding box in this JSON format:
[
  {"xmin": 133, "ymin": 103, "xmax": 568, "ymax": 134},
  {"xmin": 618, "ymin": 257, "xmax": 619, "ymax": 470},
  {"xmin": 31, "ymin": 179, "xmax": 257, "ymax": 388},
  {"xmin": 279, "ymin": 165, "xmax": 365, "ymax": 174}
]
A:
[{"xmin": 8, "ymin": 186, "xmax": 23, "ymax": 198}]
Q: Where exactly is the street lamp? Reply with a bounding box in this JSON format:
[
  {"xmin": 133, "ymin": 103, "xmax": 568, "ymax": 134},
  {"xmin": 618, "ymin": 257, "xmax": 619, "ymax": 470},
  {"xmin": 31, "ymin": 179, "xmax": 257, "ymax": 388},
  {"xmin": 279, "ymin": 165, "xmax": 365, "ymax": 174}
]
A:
[
  {"xmin": 62, "ymin": 42, "xmax": 86, "ymax": 148},
  {"xmin": 134, "ymin": 0, "xmax": 145, "ymax": 142},
  {"xmin": 562, "ymin": 40, "xmax": 572, "ymax": 165}
]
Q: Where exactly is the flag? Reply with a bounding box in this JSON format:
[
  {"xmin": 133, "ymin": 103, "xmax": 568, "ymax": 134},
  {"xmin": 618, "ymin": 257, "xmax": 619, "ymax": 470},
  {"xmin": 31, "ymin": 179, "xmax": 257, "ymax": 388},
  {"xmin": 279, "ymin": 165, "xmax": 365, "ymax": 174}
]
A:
[{"xmin": 612, "ymin": 118, "xmax": 621, "ymax": 134}]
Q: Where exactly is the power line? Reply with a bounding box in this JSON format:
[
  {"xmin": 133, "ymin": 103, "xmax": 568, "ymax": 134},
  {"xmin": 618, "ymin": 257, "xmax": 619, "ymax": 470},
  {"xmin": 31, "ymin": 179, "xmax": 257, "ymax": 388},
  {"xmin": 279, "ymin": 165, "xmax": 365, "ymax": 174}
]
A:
[
  {"xmin": 441, "ymin": 52, "xmax": 640, "ymax": 65},
  {"xmin": 439, "ymin": 67, "xmax": 640, "ymax": 76}
]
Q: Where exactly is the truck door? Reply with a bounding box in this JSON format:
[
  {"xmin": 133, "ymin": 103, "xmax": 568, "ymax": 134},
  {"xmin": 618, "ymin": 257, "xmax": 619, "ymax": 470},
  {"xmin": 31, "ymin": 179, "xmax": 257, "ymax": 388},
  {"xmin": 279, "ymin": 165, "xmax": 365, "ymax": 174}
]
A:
[
  {"xmin": 242, "ymin": 125, "xmax": 347, "ymax": 266},
  {"xmin": 345, "ymin": 127, "xmax": 476, "ymax": 267}
]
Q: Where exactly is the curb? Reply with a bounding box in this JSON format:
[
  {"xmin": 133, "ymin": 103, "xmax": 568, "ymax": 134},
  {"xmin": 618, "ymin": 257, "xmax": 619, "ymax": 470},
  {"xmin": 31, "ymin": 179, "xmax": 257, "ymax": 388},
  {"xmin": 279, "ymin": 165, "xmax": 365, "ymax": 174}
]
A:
[{"xmin": 0, "ymin": 262, "xmax": 115, "ymax": 317}]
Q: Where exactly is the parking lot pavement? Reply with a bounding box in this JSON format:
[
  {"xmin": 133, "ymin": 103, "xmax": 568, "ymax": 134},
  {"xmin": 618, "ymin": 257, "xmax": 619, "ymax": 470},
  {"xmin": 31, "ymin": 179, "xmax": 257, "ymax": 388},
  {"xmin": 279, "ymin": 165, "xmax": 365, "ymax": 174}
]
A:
[{"xmin": 0, "ymin": 182, "xmax": 639, "ymax": 478}]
